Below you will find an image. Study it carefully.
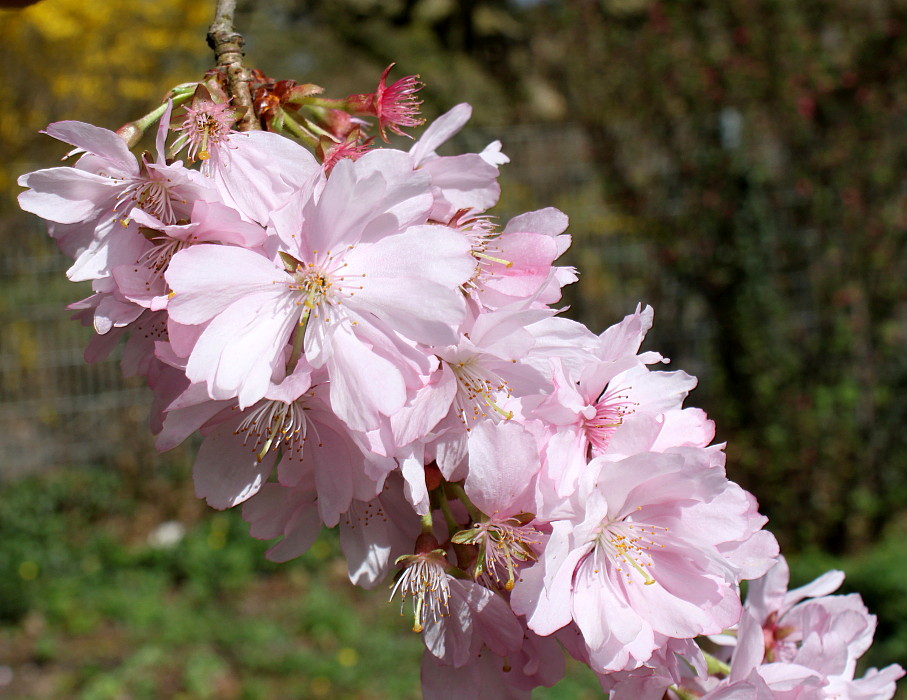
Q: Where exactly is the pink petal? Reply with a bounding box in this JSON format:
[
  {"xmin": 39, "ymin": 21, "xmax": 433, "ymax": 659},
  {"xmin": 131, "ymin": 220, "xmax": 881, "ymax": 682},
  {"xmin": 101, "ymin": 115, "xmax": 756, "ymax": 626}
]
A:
[
  {"xmin": 18, "ymin": 168, "xmax": 123, "ymax": 224},
  {"xmin": 391, "ymin": 366, "xmax": 457, "ymax": 447},
  {"xmin": 423, "ymin": 581, "xmax": 475, "ymax": 668},
  {"xmin": 186, "ymin": 292, "xmax": 298, "ymax": 406},
  {"xmin": 193, "ymin": 427, "xmax": 277, "ymax": 509},
  {"xmin": 214, "ymin": 130, "xmax": 319, "ymax": 225},
  {"xmin": 310, "ymin": 422, "xmax": 356, "ymax": 526},
  {"xmin": 465, "ymin": 580, "xmax": 524, "ymax": 656},
  {"xmin": 410, "ymin": 103, "xmax": 472, "ymax": 164},
  {"xmin": 44, "ymin": 121, "xmax": 138, "ymax": 175},
  {"xmin": 399, "ymin": 443, "xmax": 430, "ymax": 515},
  {"xmin": 421, "ymin": 153, "xmax": 502, "ymax": 215},
  {"xmin": 266, "ymin": 502, "xmax": 323, "ymax": 562},
  {"xmin": 166, "ymin": 244, "xmax": 286, "ymax": 325},
  {"xmin": 326, "ymin": 322, "xmax": 407, "ymax": 431},
  {"xmin": 465, "ymin": 420, "xmax": 539, "ymax": 516},
  {"xmin": 480, "ymin": 232, "xmax": 560, "ymax": 297},
  {"xmin": 303, "ymin": 150, "xmax": 432, "ymax": 252},
  {"xmin": 503, "ymin": 207, "xmax": 569, "ymax": 237}
]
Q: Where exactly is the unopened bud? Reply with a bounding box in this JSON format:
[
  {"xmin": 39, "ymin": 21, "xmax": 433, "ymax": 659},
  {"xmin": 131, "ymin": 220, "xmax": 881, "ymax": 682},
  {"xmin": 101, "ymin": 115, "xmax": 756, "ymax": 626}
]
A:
[
  {"xmin": 424, "ymin": 462, "xmax": 443, "ymax": 492},
  {"xmin": 116, "ymin": 122, "xmax": 143, "ymax": 149},
  {"xmin": 414, "ymin": 532, "xmax": 440, "ymax": 554}
]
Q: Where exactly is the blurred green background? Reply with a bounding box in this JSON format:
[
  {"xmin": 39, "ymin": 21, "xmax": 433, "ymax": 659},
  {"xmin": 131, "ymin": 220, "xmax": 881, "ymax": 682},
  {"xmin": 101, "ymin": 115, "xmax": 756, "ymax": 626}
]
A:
[{"xmin": 0, "ymin": 0, "xmax": 905, "ymax": 697}]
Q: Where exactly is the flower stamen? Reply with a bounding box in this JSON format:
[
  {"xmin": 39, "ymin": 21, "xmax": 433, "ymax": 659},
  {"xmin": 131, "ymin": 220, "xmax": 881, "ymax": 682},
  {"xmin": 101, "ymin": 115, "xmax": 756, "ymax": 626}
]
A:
[
  {"xmin": 234, "ymin": 399, "xmax": 309, "ymax": 462},
  {"xmin": 448, "ymin": 357, "xmax": 513, "ymax": 422},
  {"xmin": 174, "ymin": 99, "xmax": 236, "ymax": 166},
  {"xmin": 391, "ymin": 550, "xmax": 451, "ymax": 633},
  {"xmin": 585, "ymin": 386, "xmax": 637, "ymax": 455},
  {"xmin": 453, "ymin": 517, "xmax": 540, "ymax": 591},
  {"xmin": 591, "ymin": 517, "xmax": 667, "ymax": 586}
]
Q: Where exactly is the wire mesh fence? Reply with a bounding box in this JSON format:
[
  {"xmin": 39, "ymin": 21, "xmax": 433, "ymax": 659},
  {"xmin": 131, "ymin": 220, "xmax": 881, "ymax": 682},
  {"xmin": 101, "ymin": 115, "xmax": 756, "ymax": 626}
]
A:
[{"xmin": 0, "ymin": 223, "xmax": 156, "ymax": 478}]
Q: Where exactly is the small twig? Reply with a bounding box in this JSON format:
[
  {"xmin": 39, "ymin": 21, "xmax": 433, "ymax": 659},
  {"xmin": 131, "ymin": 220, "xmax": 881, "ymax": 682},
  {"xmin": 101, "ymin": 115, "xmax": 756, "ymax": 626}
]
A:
[{"xmin": 207, "ymin": 0, "xmax": 259, "ymax": 131}]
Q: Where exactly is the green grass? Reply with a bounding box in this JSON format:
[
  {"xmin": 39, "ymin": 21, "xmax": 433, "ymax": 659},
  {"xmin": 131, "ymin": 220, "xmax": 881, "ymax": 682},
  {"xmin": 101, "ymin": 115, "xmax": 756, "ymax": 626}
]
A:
[{"xmin": 0, "ymin": 463, "xmax": 426, "ymax": 699}]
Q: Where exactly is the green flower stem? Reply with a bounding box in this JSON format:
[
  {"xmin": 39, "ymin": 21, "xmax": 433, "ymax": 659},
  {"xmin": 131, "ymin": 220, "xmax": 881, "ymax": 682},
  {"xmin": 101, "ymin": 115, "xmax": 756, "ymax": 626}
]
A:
[
  {"xmin": 118, "ymin": 91, "xmax": 195, "ymax": 148},
  {"xmin": 420, "ymin": 512, "xmax": 435, "ymax": 535},
  {"xmin": 669, "ymin": 686, "xmax": 699, "ymax": 700},
  {"xmin": 297, "ymin": 107, "xmax": 345, "ymax": 139},
  {"xmin": 703, "ymin": 651, "xmax": 732, "ymax": 677},
  {"xmin": 436, "ymin": 490, "xmax": 460, "ymax": 537},
  {"xmin": 280, "ymin": 112, "xmax": 320, "ymax": 147},
  {"xmin": 298, "ymin": 96, "xmax": 349, "ymax": 110},
  {"xmin": 130, "ymin": 102, "xmax": 172, "ymax": 134},
  {"xmin": 447, "ymin": 483, "xmax": 484, "ymax": 524}
]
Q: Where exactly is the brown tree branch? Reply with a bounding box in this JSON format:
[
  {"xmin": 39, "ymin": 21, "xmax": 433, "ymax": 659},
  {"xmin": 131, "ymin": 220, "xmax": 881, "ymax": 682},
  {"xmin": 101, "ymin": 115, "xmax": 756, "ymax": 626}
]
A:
[{"xmin": 207, "ymin": 0, "xmax": 259, "ymax": 131}]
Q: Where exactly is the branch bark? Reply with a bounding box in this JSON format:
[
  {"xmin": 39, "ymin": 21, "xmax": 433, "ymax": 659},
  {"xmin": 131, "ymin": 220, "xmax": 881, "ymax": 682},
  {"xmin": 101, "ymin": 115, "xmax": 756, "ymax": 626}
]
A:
[{"xmin": 207, "ymin": 0, "xmax": 259, "ymax": 131}]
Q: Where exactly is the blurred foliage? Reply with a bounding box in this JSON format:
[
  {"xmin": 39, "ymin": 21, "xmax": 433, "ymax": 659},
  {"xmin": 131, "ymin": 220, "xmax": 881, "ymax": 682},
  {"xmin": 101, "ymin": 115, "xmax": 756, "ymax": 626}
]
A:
[
  {"xmin": 536, "ymin": 1, "xmax": 907, "ymax": 555},
  {"xmin": 0, "ymin": 461, "xmax": 426, "ymax": 699},
  {"xmin": 0, "ymin": 1, "xmax": 211, "ymax": 187}
]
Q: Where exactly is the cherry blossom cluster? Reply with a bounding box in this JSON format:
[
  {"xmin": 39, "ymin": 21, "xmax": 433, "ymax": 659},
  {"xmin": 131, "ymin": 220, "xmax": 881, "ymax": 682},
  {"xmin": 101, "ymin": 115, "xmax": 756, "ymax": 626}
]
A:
[{"xmin": 17, "ymin": 70, "xmax": 903, "ymax": 699}]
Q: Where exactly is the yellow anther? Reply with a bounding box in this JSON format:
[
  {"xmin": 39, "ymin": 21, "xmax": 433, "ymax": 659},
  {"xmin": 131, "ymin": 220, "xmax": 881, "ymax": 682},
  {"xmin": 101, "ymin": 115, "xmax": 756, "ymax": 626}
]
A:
[{"xmin": 474, "ymin": 251, "xmax": 514, "ymax": 268}]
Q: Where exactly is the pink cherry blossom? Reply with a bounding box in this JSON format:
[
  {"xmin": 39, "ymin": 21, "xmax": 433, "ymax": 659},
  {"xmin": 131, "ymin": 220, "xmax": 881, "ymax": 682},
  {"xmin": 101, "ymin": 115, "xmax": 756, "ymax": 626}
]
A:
[
  {"xmin": 392, "ymin": 547, "xmax": 454, "ymax": 634},
  {"xmin": 453, "ymin": 207, "xmax": 577, "ymax": 310},
  {"xmin": 208, "ymin": 128, "xmax": 321, "ymax": 225},
  {"xmin": 173, "ymin": 97, "xmax": 236, "ymax": 164},
  {"xmin": 512, "ymin": 448, "xmax": 777, "ymax": 673},
  {"xmin": 345, "ymin": 64, "xmax": 425, "ymax": 142},
  {"xmin": 419, "ymin": 624, "xmax": 565, "ymax": 700},
  {"xmin": 242, "ymin": 483, "xmax": 321, "ymax": 563},
  {"xmin": 421, "ymin": 648, "xmax": 529, "ymax": 700},
  {"xmin": 18, "ymin": 109, "xmax": 217, "ymax": 283},
  {"xmin": 166, "ymin": 149, "xmax": 475, "ymax": 419},
  {"xmin": 18, "ymin": 86, "xmax": 902, "ymax": 700},
  {"xmin": 739, "ymin": 556, "xmax": 905, "ymax": 698},
  {"xmin": 422, "ymin": 577, "xmax": 524, "ymax": 668},
  {"xmin": 530, "ymin": 360, "xmax": 699, "ymax": 498}
]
